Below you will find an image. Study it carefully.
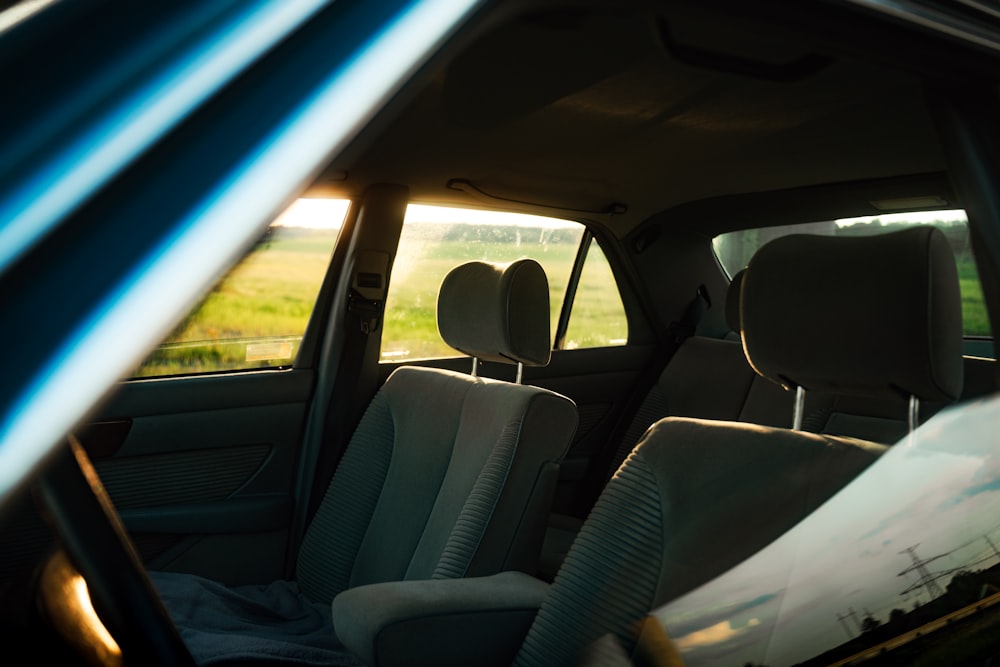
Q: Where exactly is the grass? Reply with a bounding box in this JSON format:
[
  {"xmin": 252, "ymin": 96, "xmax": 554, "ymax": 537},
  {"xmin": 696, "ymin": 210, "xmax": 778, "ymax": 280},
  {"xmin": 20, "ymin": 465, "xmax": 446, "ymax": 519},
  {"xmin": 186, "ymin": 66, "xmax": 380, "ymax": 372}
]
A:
[
  {"xmin": 380, "ymin": 245, "xmax": 629, "ymax": 359},
  {"xmin": 380, "ymin": 231, "xmax": 611, "ymax": 360},
  {"xmin": 132, "ymin": 223, "xmax": 990, "ymax": 378},
  {"xmin": 132, "ymin": 230, "xmax": 338, "ymax": 377},
  {"xmin": 958, "ymin": 262, "xmax": 992, "ymax": 337},
  {"xmin": 562, "ymin": 242, "xmax": 629, "ymax": 349},
  {"xmin": 133, "ymin": 227, "xmax": 628, "ymax": 377}
]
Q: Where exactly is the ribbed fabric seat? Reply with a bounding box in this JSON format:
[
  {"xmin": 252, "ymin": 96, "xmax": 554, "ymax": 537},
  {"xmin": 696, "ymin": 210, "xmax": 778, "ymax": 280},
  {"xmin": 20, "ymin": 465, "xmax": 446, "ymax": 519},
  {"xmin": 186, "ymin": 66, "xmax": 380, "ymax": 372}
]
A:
[
  {"xmin": 152, "ymin": 258, "xmax": 578, "ymax": 666},
  {"xmin": 538, "ymin": 242, "xmax": 983, "ymax": 582},
  {"xmin": 515, "ymin": 227, "xmax": 965, "ymax": 666}
]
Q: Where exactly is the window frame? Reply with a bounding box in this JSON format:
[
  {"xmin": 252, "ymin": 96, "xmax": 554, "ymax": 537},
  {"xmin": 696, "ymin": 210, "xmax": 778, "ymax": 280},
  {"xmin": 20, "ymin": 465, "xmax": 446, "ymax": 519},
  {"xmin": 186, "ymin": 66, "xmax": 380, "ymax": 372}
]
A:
[
  {"xmin": 0, "ymin": 0, "xmax": 484, "ymax": 498},
  {"xmin": 376, "ymin": 208, "xmax": 632, "ymax": 364}
]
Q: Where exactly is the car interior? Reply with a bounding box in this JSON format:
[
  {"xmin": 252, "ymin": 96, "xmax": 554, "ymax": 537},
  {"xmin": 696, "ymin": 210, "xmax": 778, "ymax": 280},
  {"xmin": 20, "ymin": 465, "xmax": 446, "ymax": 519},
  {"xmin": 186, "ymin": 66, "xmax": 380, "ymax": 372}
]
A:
[
  {"xmin": 149, "ymin": 256, "xmax": 577, "ymax": 665},
  {"xmin": 2, "ymin": 0, "xmax": 1000, "ymax": 665},
  {"xmin": 496, "ymin": 225, "xmax": 962, "ymax": 666}
]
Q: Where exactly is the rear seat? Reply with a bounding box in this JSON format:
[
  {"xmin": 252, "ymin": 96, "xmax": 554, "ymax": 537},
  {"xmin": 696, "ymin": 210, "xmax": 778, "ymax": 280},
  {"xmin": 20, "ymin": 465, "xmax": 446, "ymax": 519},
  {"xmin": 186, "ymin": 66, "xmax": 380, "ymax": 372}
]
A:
[{"xmin": 538, "ymin": 270, "xmax": 996, "ymax": 581}]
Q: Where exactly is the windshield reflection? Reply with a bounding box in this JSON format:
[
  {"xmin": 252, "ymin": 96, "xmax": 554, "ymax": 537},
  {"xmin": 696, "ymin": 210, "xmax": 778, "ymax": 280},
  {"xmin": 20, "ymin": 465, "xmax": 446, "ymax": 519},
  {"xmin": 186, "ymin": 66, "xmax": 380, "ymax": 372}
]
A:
[{"xmin": 655, "ymin": 394, "xmax": 1000, "ymax": 666}]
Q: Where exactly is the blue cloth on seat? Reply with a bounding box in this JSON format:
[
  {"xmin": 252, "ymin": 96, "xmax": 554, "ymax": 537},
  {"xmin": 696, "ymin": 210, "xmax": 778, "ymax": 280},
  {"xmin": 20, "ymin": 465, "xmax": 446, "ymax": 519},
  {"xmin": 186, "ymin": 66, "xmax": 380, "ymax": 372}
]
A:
[{"xmin": 150, "ymin": 571, "xmax": 358, "ymax": 666}]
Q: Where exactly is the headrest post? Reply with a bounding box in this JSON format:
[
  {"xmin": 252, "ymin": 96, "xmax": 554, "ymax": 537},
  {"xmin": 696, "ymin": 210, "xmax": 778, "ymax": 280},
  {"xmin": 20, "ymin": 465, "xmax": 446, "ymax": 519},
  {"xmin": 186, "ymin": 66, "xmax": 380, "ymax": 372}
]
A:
[
  {"xmin": 516, "ymin": 362, "xmax": 524, "ymax": 385},
  {"xmin": 908, "ymin": 395, "xmax": 920, "ymax": 433},
  {"xmin": 792, "ymin": 386, "xmax": 805, "ymax": 431},
  {"xmin": 471, "ymin": 357, "xmax": 479, "ymax": 378}
]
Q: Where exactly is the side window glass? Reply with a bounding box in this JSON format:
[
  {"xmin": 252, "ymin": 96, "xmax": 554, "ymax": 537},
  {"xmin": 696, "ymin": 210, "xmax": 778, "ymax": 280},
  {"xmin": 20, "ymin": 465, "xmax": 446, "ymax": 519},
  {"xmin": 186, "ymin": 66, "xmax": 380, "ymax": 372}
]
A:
[
  {"xmin": 381, "ymin": 204, "xmax": 613, "ymax": 362},
  {"xmin": 132, "ymin": 198, "xmax": 349, "ymax": 377},
  {"xmin": 562, "ymin": 241, "xmax": 629, "ymax": 349},
  {"xmin": 712, "ymin": 211, "xmax": 993, "ymax": 355}
]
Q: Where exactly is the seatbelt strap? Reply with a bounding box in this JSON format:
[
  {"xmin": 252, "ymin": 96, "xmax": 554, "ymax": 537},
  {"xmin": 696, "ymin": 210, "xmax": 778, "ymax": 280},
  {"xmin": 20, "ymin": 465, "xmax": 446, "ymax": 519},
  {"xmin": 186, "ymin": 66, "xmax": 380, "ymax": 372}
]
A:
[
  {"xmin": 305, "ymin": 254, "xmax": 390, "ymax": 524},
  {"xmin": 666, "ymin": 283, "xmax": 711, "ymax": 345},
  {"xmin": 574, "ymin": 284, "xmax": 712, "ymax": 515},
  {"xmin": 289, "ymin": 185, "xmax": 407, "ymax": 567}
]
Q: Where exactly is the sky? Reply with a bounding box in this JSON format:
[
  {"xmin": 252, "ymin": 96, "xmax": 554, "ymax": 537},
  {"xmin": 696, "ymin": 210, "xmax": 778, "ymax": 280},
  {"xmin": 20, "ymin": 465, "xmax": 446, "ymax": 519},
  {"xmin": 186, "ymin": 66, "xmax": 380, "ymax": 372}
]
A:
[{"xmin": 271, "ymin": 198, "xmax": 350, "ymax": 229}]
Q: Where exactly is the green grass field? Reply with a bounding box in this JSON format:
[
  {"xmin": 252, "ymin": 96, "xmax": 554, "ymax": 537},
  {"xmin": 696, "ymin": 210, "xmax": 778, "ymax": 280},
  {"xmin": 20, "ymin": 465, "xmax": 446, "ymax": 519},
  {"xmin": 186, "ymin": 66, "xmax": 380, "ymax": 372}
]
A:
[
  {"xmin": 132, "ymin": 224, "xmax": 990, "ymax": 378},
  {"xmin": 132, "ymin": 229, "xmax": 340, "ymax": 377},
  {"xmin": 959, "ymin": 262, "xmax": 991, "ymax": 337},
  {"xmin": 380, "ymin": 234, "xmax": 574, "ymax": 360},
  {"xmin": 379, "ymin": 228, "xmax": 630, "ymax": 359}
]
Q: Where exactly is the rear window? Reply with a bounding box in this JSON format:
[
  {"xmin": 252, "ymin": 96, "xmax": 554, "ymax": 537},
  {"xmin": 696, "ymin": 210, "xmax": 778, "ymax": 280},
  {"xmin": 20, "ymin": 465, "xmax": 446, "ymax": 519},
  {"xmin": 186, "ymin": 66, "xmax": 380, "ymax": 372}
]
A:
[
  {"xmin": 381, "ymin": 204, "xmax": 629, "ymax": 361},
  {"xmin": 712, "ymin": 210, "xmax": 993, "ymax": 356}
]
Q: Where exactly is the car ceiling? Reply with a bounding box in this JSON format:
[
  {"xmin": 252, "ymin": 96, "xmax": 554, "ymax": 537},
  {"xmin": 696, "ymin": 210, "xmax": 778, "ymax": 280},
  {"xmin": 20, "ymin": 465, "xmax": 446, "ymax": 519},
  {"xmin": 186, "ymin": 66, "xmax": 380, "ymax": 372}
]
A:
[{"xmin": 310, "ymin": 0, "xmax": 995, "ymax": 237}]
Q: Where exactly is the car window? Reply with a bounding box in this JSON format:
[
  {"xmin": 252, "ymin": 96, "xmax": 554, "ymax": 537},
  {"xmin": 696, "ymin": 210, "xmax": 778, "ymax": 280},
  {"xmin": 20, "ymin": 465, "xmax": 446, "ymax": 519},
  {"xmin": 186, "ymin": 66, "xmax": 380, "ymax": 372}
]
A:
[
  {"xmin": 131, "ymin": 198, "xmax": 349, "ymax": 378},
  {"xmin": 380, "ymin": 204, "xmax": 628, "ymax": 362},
  {"xmin": 713, "ymin": 210, "xmax": 994, "ymax": 356},
  {"xmin": 562, "ymin": 239, "xmax": 629, "ymax": 349}
]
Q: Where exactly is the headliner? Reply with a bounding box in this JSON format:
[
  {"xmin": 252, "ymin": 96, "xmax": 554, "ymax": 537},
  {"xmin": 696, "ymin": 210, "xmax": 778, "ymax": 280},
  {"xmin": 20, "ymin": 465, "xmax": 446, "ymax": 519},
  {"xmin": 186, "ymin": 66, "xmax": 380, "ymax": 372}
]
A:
[{"xmin": 311, "ymin": 0, "xmax": 994, "ymax": 237}]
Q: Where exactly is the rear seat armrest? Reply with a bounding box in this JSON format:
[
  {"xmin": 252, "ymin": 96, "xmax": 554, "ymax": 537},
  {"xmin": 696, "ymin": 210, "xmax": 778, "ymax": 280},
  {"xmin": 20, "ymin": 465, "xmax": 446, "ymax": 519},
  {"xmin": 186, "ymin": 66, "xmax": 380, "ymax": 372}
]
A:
[{"xmin": 332, "ymin": 571, "xmax": 549, "ymax": 667}]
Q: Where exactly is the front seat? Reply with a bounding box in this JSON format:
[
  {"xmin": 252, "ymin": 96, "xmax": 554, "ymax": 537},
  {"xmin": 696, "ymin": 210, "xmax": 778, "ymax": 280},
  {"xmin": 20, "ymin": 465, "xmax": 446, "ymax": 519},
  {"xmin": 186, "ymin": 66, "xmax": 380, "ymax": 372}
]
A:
[
  {"xmin": 151, "ymin": 258, "xmax": 578, "ymax": 665},
  {"xmin": 331, "ymin": 226, "xmax": 963, "ymax": 667},
  {"xmin": 515, "ymin": 227, "xmax": 963, "ymax": 665}
]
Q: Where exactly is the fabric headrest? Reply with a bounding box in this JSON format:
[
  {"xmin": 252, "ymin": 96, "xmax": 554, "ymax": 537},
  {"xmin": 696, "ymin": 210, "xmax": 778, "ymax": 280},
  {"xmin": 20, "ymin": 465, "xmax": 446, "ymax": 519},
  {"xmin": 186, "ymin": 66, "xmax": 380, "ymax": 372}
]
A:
[
  {"xmin": 740, "ymin": 227, "xmax": 963, "ymax": 403},
  {"xmin": 437, "ymin": 258, "xmax": 552, "ymax": 367},
  {"xmin": 725, "ymin": 268, "xmax": 746, "ymax": 333}
]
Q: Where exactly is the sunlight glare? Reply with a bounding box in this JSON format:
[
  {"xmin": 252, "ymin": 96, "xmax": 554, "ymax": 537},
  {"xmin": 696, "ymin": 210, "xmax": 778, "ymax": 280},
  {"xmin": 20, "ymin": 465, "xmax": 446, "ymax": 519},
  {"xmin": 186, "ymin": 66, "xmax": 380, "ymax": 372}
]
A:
[
  {"xmin": 0, "ymin": 0, "xmax": 55, "ymax": 34},
  {"xmin": 271, "ymin": 198, "xmax": 350, "ymax": 229},
  {"xmin": 406, "ymin": 203, "xmax": 578, "ymax": 228},
  {"xmin": 71, "ymin": 574, "xmax": 123, "ymax": 659},
  {"xmin": 272, "ymin": 198, "xmax": 580, "ymax": 230},
  {"xmin": 836, "ymin": 209, "xmax": 967, "ymax": 227}
]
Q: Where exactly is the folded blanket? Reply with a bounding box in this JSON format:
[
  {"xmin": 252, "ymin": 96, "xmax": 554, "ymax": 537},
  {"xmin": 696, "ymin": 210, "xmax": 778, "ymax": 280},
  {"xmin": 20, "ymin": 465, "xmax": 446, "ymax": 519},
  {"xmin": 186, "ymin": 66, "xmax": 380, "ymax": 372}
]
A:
[{"xmin": 150, "ymin": 571, "xmax": 360, "ymax": 666}]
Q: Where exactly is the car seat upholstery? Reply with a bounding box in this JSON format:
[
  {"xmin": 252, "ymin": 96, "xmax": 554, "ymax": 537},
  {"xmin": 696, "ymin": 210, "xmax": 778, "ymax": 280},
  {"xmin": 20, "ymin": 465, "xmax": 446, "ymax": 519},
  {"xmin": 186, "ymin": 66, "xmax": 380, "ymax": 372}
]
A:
[
  {"xmin": 515, "ymin": 227, "xmax": 964, "ymax": 666},
  {"xmin": 726, "ymin": 266, "xmax": 963, "ymax": 444},
  {"xmin": 151, "ymin": 258, "xmax": 578, "ymax": 666},
  {"xmin": 537, "ymin": 230, "xmax": 986, "ymax": 581},
  {"xmin": 537, "ymin": 284, "xmax": 789, "ymax": 581}
]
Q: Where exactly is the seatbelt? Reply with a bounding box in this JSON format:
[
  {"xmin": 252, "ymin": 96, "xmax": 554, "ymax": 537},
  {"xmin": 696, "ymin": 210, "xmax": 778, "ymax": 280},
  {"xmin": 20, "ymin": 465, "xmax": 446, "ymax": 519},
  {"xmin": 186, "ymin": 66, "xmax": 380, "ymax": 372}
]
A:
[
  {"xmin": 288, "ymin": 185, "xmax": 407, "ymax": 569},
  {"xmin": 666, "ymin": 283, "xmax": 711, "ymax": 346},
  {"xmin": 305, "ymin": 261, "xmax": 393, "ymax": 523},
  {"xmin": 303, "ymin": 284, "xmax": 383, "ymax": 521},
  {"xmin": 573, "ymin": 284, "xmax": 712, "ymax": 516}
]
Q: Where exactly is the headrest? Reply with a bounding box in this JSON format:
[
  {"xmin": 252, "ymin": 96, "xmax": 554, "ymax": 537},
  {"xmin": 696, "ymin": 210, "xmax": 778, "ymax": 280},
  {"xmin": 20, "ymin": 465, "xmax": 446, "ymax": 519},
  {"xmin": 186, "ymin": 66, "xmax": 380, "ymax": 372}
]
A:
[
  {"xmin": 740, "ymin": 227, "xmax": 963, "ymax": 403},
  {"xmin": 725, "ymin": 268, "xmax": 746, "ymax": 333},
  {"xmin": 437, "ymin": 258, "xmax": 552, "ymax": 367}
]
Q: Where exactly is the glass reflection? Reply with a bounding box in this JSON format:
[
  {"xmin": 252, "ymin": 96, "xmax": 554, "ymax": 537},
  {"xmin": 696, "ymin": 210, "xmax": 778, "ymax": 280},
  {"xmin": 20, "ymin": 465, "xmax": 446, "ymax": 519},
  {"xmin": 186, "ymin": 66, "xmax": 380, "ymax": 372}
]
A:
[{"xmin": 655, "ymin": 394, "xmax": 1000, "ymax": 666}]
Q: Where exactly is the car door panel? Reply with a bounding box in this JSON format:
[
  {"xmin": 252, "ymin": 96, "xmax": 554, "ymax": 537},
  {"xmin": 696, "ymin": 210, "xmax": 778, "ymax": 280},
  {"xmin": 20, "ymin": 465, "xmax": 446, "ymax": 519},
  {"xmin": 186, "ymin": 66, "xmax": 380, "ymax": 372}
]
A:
[{"xmin": 77, "ymin": 369, "xmax": 314, "ymax": 584}]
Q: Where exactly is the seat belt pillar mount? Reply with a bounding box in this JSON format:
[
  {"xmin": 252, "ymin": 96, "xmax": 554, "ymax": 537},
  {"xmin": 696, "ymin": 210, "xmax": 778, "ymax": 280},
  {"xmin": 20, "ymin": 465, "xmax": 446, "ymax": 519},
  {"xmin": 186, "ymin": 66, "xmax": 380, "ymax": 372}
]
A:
[{"xmin": 349, "ymin": 251, "xmax": 390, "ymax": 334}]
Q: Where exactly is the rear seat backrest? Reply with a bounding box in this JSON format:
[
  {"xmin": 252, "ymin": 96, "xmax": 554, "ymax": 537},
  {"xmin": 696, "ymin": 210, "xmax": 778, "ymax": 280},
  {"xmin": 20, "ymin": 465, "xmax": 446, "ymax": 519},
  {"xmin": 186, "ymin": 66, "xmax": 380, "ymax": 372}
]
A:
[
  {"xmin": 517, "ymin": 227, "xmax": 967, "ymax": 666},
  {"xmin": 539, "ymin": 290, "xmax": 789, "ymax": 579},
  {"xmin": 540, "ymin": 230, "xmax": 992, "ymax": 580}
]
